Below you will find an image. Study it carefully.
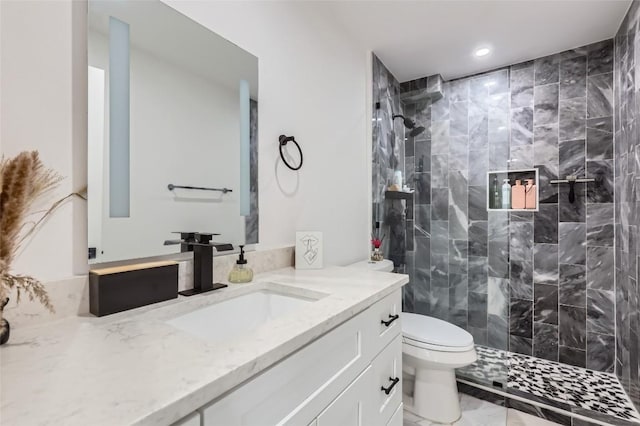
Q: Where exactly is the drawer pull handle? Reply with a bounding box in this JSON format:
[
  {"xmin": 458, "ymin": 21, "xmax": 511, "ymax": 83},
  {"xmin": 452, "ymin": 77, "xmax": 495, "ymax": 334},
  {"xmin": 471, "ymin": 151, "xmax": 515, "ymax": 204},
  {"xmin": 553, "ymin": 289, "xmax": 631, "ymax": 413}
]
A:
[
  {"xmin": 381, "ymin": 377, "xmax": 400, "ymax": 395},
  {"xmin": 381, "ymin": 314, "xmax": 399, "ymax": 327}
]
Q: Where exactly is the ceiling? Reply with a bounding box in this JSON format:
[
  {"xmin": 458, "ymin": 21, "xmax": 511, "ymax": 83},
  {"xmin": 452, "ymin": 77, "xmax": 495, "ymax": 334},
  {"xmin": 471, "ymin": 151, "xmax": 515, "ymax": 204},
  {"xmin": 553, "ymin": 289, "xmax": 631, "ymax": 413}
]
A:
[{"xmin": 322, "ymin": 0, "xmax": 632, "ymax": 82}]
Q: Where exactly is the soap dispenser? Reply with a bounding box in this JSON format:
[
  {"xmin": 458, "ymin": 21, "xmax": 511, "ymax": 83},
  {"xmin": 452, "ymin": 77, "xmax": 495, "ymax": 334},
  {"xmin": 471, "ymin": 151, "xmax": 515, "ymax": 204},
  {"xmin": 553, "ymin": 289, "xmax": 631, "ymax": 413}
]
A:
[{"xmin": 228, "ymin": 245, "xmax": 253, "ymax": 284}]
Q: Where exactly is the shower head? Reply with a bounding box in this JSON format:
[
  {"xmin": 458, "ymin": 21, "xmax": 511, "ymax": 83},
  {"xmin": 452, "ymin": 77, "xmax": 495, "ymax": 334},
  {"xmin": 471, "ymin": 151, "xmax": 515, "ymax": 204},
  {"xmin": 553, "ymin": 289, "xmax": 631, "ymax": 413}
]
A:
[
  {"xmin": 409, "ymin": 126, "xmax": 426, "ymax": 137},
  {"xmin": 393, "ymin": 114, "xmax": 425, "ymax": 137}
]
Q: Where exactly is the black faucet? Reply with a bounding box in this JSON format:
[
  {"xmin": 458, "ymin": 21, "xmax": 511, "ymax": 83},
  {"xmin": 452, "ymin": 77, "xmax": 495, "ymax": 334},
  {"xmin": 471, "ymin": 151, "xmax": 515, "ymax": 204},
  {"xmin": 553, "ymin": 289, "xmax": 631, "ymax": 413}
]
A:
[
  {"xmin": 164, "ymin": 232, "xmax": 235, "ymax": 253},
  {"xmin": 171, "ymin": 232, "xmax": 228, "ymax": 296}
]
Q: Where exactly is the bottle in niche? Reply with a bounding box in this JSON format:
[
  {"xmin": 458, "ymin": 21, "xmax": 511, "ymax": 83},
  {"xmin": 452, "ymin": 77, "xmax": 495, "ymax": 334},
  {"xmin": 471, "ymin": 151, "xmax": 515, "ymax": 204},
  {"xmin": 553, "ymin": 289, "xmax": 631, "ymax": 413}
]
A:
[
  {"xmin": 525, "ymin": 178, "xmax": 536, "ymax": 209},
  {"xmin": 511, "ymin": 180, "xmax": 526, "ymax": 209},
  {"xmin": 491, "ymin": 176, "xmax": 501, "ymax": 209},
  {"xmin": 501, "ymin": 179, "xmax": 511, "ymax": 209}
]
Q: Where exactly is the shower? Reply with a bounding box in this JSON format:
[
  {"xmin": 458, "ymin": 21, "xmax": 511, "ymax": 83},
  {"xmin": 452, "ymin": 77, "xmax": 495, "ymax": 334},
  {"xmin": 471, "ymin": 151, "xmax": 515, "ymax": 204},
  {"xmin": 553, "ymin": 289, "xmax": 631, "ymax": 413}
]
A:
[{"xmin": 393, "ymin": 114, "xmax": 426, "ymax": 137}]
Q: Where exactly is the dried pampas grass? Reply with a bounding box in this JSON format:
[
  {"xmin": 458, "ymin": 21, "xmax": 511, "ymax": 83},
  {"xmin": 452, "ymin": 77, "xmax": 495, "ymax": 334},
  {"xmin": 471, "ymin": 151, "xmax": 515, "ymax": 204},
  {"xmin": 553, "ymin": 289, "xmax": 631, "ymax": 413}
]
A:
[{"xmin": 0, "ymin": 151, "xmax": 63, "ymax": 313}]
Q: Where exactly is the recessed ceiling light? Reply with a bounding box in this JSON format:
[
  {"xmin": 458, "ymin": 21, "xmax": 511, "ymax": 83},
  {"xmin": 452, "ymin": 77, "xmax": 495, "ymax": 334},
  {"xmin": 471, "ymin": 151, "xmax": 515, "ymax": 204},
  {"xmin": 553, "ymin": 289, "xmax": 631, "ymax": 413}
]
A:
[{"xmin": 475, "ymin": 47, "xmax": 491, "ymax": 57}]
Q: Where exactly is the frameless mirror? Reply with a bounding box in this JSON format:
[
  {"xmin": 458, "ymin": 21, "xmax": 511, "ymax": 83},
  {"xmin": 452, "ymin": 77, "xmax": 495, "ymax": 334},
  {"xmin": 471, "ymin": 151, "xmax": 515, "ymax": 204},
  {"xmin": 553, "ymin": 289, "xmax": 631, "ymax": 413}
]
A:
[{"xmin": 87, "ymin": 0, "xmax": 258, "ymax": 264}]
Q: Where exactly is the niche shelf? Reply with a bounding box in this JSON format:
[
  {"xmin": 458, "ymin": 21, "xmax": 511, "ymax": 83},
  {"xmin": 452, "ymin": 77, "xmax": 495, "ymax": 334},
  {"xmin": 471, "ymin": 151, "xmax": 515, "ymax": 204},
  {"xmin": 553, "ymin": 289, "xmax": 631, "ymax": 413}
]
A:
[
  {"xmin": 385, "ymin": 190, "xmax": 414, "ymax": 200},
  {"xmin": 487, "ymin": 168, "xmax": 539, "ymax": 212}
]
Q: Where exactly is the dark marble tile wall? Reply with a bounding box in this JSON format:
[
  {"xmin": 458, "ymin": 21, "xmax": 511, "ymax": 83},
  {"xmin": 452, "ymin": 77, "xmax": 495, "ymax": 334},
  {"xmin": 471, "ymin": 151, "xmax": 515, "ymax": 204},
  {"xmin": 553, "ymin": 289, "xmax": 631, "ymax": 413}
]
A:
[
  {"xmin": 371, "ymin": 54, "xmax": 411, "ymax": 300},
  {"xmin": 245, "ymin": 99, "xmax": 259, "ymax": 244},
  {"xmin": 615, "ymin": 0, "xmax": 640, "ymax": 410},
  {"xmin": 398, "ymin": 41, "xmax": 615, "ymax": 373}
]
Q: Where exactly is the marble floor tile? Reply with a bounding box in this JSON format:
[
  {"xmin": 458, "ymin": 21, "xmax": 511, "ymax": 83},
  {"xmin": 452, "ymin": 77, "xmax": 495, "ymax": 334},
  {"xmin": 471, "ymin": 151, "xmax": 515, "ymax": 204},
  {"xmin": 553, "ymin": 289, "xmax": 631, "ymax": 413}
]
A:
[
  {"xmin": 403, "ymin": 395, "xmax": 507, "ymax": 426},
  {"xmin": 506, "ymin": 409, "xmax": 561, "ymax": 426}
]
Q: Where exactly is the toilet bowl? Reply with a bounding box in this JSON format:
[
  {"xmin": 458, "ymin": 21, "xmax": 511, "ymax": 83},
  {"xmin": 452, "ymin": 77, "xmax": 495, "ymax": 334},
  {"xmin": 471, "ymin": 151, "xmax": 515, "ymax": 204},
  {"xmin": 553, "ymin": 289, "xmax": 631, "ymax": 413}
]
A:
[
  {"xmin": 401, "ymin": 313, "xmax": 476, "ymax": 423},
  {"xmin": 347, "ymin": 259, "xmax": 476, "ymax": 423}
]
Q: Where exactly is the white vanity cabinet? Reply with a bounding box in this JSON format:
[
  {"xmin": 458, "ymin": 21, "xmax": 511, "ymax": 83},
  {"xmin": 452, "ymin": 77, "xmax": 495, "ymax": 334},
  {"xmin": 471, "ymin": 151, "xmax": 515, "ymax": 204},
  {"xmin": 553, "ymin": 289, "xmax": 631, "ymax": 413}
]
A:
[
  {"xmin": 172, "ymin": 412, "xmax": 200, "ymax": 426},
  {"xmin": 386, "ymin": 403, "xmax": 404, "ymax": 426},
  {"xmin": 199, "ymin": 289, "xmax": 402, "ymax": 426}
]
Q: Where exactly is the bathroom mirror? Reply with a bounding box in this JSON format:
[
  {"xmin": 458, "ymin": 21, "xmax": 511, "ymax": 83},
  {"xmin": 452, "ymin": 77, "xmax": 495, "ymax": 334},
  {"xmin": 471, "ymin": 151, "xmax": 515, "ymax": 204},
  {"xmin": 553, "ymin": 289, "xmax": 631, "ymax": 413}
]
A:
[{"xmin": 87, "ymin": 0, "xmax": 258, "ymax": 264}]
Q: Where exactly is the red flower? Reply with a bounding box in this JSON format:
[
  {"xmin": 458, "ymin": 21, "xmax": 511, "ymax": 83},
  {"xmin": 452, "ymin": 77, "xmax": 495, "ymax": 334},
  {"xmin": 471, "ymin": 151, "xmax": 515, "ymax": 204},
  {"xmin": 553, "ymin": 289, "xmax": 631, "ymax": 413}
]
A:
[{"xmin": 371, "ymin": 238, "xmax": 382, "ymax": 248}]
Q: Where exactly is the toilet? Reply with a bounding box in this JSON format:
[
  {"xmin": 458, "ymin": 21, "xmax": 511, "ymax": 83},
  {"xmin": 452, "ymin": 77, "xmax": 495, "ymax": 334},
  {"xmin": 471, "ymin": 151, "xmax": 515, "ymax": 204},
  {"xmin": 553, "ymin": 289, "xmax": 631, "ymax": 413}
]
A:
[
  {"xmin": 348, "ymin": 259, "xmax": 477, "ymax": 424},
  {"xmin": 347, "ymin": 258, "xmax": 395, "ymax": 272},
  {"xmin": 401, "ymin": 313, "xmax": 476, "ymax": 423}
]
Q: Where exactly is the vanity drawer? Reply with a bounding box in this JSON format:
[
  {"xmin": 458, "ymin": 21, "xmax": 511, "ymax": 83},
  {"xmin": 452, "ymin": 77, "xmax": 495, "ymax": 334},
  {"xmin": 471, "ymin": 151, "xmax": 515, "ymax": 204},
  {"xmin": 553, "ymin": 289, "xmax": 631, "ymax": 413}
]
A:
[
  {"xmin": 316, "ymin": 366, "xmax": 375, "ymax": 426},
  {"xmin": 371, "ymin": 290, "xmax": 402, "ymax": 350},
  {"xmin": 372, "ymin": 334, "xmax": 403, "ymax": 425}
]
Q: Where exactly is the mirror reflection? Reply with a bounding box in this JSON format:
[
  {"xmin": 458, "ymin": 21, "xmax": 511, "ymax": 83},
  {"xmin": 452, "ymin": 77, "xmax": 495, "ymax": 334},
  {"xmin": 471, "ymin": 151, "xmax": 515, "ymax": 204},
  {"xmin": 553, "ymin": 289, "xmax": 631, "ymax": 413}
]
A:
[{"xmin": 87, "ymin": 0, "xmax": 258, "ymax": 264}]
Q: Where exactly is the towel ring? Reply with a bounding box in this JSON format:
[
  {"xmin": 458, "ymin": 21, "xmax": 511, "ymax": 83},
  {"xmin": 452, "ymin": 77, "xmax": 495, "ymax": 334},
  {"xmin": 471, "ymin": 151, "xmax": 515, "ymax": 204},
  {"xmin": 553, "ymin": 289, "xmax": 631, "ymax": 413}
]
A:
[{"xmin": 279, "ymin": 134, "xmax": 303, "ymax": 171}]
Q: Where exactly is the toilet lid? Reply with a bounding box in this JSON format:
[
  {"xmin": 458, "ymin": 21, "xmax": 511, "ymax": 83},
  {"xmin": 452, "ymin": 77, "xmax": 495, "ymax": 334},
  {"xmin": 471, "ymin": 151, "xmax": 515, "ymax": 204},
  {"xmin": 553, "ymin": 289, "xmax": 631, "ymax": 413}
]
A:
[
  {"xmin": 348, "ymin": 259, "xmax": 394, "ymax": 272},
  {"xmin": 401, "ymin": 313, "xmax": 474, "ymax": 348}
]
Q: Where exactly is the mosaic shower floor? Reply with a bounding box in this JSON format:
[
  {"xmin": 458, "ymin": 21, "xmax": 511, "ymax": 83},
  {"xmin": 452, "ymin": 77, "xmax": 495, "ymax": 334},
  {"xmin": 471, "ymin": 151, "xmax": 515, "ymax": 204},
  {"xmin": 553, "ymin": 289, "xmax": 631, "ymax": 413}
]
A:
[{"xmin": 457, "ymin": 346, "xmax": 640, "ymax": 425}]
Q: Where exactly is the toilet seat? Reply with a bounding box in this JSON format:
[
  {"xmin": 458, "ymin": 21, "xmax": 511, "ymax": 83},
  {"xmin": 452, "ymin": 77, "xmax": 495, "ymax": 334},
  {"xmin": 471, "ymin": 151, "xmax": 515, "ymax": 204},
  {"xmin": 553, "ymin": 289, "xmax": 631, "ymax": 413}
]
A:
[
  {"xmin": 400, "ymin": 313, "xmax": 474, "ymax": 352},
  {"xmin": 403, "ymin": 336, "xmax": 475, "ymax": 352}
]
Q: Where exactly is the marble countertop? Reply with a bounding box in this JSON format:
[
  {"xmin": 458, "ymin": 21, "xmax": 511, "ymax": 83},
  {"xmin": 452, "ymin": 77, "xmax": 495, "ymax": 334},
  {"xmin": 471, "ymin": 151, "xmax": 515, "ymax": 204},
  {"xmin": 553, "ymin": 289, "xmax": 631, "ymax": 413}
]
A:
[{"xmin": 0, "ymin": 266, "xmax": 407, "ymax": 426}]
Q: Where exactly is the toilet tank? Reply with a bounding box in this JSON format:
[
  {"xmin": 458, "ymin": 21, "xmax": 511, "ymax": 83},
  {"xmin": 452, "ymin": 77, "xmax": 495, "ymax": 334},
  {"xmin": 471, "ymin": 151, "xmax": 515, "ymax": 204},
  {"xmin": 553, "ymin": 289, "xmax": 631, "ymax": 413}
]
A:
[{"xmin": 348, "ymin": 259, "xmax": 394, "ymax": 272}]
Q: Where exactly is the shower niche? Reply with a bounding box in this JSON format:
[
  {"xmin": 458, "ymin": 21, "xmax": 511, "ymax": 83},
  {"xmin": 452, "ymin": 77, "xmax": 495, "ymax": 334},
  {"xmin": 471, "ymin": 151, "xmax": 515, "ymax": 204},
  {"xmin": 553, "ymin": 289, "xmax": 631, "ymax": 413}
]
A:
[{"xmin": 487, "ymin": 168, "xmax": 539, "ymax": 212}]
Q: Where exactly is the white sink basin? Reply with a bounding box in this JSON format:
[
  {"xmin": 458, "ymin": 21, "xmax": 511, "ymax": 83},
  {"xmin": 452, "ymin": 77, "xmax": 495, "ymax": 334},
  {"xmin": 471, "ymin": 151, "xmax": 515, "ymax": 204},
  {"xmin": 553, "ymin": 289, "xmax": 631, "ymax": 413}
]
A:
[{"xmin": 167, "ymin": 290, "xmax": 316, "ymax": 343}]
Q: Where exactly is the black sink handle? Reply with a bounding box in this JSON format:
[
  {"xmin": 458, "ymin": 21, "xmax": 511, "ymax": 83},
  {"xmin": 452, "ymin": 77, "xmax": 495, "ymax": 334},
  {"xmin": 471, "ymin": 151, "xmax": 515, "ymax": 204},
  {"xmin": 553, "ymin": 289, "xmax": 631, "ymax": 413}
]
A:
[
  {"xmin": 381, "ymin": 377, "xmax": 400, "ymax": 395},
  {"xmin": 381, "ymin": 314, "xmax": 399, "ymax": 327}
]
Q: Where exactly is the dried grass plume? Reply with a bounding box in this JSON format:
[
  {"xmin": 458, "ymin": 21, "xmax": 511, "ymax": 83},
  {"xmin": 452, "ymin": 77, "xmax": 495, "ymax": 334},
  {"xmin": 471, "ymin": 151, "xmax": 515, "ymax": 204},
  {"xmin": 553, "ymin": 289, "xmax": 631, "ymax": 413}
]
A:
[{"xmin": 0, "ymin": 151, "xmax": 62, "ymax": 312}]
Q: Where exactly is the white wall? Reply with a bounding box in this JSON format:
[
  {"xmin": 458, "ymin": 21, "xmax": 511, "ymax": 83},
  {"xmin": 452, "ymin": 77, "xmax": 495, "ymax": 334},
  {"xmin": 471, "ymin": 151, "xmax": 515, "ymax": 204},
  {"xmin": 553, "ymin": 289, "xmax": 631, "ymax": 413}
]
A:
[
  {"xmin": 1, "ymin": 0, "xmax": 370, "ymax": 285},
  {"xmin": 0, "ymin": 0, "xmax": 87, "ymax": 282},
  {"xmin": 88, "ymin": 31, "xmax": 244, "ymax": 263},
  {"xmin": 164, "ymin": 1, "xmax": 371, "ymax": 266}
]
